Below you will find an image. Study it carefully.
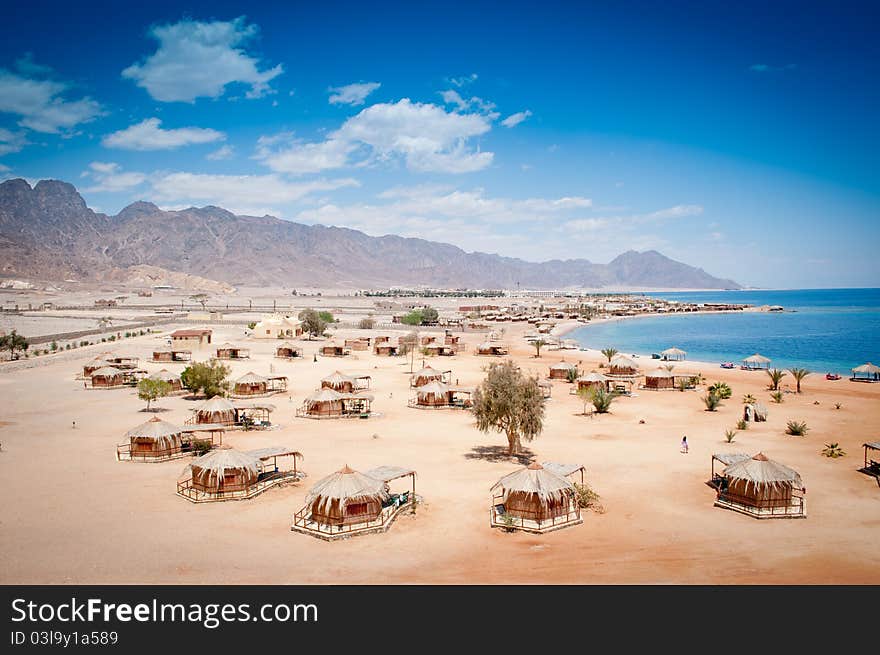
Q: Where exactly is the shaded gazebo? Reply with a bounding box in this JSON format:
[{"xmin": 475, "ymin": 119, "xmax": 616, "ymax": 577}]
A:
[
  {"xmin": 490, "ymin": 462, "xmax": 584, "ymax": 533},
  {"xmin": 851, "ymin": 362, "xmax": 880, "ymax": 382},
  {"xmin": 177, "ymin": 446, "xmax": 303, "ymax": 502},
  {"xmin": 741, "ymin": 353, "xmax": 771, "ymax": 370},
  {"xmin": 660, "ymin": 347, "xmax": 687, "ymax": 361},
  {"xmin": 713, "ymin": 452, "xmax": 805, "ymax": 518},
  {"xmin": 548, "ymin": 361, "xmax": 578, "ymax": 380}
]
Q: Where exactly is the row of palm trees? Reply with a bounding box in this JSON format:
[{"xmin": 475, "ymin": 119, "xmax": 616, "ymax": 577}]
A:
[{"xmin": 767, "ymin": 367, "xmax": 811, "ymax": 393}]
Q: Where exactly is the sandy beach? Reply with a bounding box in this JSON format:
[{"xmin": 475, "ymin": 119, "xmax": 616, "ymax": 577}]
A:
[{"xmin": 1, "ymin": 317, "xmax": 878, "ymax": 585}]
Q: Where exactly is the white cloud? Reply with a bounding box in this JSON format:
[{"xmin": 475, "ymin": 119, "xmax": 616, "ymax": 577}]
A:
[
  {"xmin": 149, "ymin": 172, "xmax": 360, "ymax": 216},
  {"xmin": 0, "ymin": 69, "xmax": 104, "ymax": 134},
  {"xmin": 102, "ymin": 118, "xmax": 225, "ymax": 151},
  {"xmin": 122, "ymin": 17, "xmax": 283, "ymax": 102},
  {"xmin": 206, "ymin": 145, "xmax": 235, "ymax": 160},
  {"xmin": 643, "ymin": 204, "xmax": 703, "ymax": 220},
  {"xmin": 254, "ymin": 133, "xmax": 354, "ymax": 175},
  {"xmin": 81, "ymin": 162, "xmax": 147, "ymax": 192},
  {"xmin": 449, "ymin": 73, "xmax": 478, "ymax": 87},
  {"xmin": 328, "ymin": 81, "xmax": 381, "ymax": 106},
  {"xmin": 440, "ymin": 89, "xmax": 467, "ymax": 110},
  {"xmin": 501, "ymin": 110, "xmax": 532, "ymax": 128},
  {"xmin": 257, "ymin": 98, "xmax": 495, "ymax": 175},
  {"xmin": 0, "ymin": 163, "xmax": 10, "ymax": 172},
  {"xmin": 0, "ymin": 127, "xmax": 28, "ymax": 155}
]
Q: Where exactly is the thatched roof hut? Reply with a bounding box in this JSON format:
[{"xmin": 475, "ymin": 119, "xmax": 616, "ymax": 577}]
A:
[
  {"xmin": 575, "ymin": 371, "xmax": 608, "ymax": 392},
  {"xmin": 194, "ymin": 396, "xmax": 236, "ymax": 426},
  {"xmin": 476, "ymin": 342, "xmax": 507, "ymax": 356},
  {"xmin": 216, "ymin": 343, "xmax": 249, "ymax": 359},
  {"xmin": 717, "ymin": 453, "xmax": 804, "ymax": 515},
  {"xmin": 124, "ymin": 416, "xmax": 184, "ymax": 458},
  {"xmin": 548, "ymin": 361, "xmax": 578, "ymax": 380},
  {"xmin": 851, "ymin": 362, "xmax": 880, "ymax": 382},
  {"xmin": 411, "ymin": 365, "xmax": 450, "ymax": 387},
  {"xmin": 608, "ymin": 355, "xmax": 639, "ymax": 376},
  {"xmin": 83, "ymin": 357, "xmax": 111, "ymax": 376},
  {"xmin": 491, "ymin": 462, "xmax": 576, "ymax": 523},
  {"xmin": 233, "ymin": 371, "xmax": 269, "ymax": 396},
  {"xmin": 275, "ymin": 342, "xmax": 302, "ymax": 359},
  {"xmin": 742, "ymin": 353, "xmax": 771, "ymax": 369},
  {"xmin": 661, "ymin": 347, "xmax": 687, "ymax": 361},
  {"xmin": 644, "ymin": 368, "xmax": 675, "ymax": 389},
  {"xmin": 149, "ymin": 368, "xmax": 183, "ymax": 391},
  {"xmin": 306, "ymin": 465, "xmax": 390, "ymax": 526},
  {"xmin": 90, "ymin": 365, "xmax": 124, "ymax": 387},
  {"xmin": 322, "ymin": 371, "xmax": 356, "ymax": 392},
  {"xmin": 188, "ymin": 448, "xmax": 261, "ymax": 493}
]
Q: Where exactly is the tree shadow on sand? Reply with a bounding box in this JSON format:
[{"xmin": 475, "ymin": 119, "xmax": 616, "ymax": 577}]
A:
[
  {"xmin": 139, "ymin": 407, "xmax": 172, "ymax": 413},
  {"xmin": 464, "ymin": 445, "xmax": 535, "ymax": 465}
]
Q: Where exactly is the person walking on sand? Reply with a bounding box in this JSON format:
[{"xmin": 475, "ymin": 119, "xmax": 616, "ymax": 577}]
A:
[{"xmin": 680, "ymin": 435, "xmax": 688, "ymax": 454}]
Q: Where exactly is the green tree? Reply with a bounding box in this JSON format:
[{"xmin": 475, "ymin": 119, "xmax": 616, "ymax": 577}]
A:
[
  {"xmin": 298, "ymin": 309, "xmax": 328, "ymax": 339},
  {"xmin": 50, "ymin": 340, "xmax": 58, "ymax": 352},
  {"xmin": 588, "ymin": 385, "xmax": 616, "ymax": 413},
  {"xmin": 317, "ymin": 310, "xmax": 335, "ymax": 324},
  {"xmin": 0, "ymin": 330, "xmax": 29, "ymax": 360},
  {"xmin": 788, "ymin": 368, "xmax": 811, "ymax": 393},
  {"xmin": 472, "ymin": 360, "xmax": 545, "ymax": 456},
  {"xmin": 420, "ymin": 306, "xmax": 439, "ymax": 324},
  {"xmin": 138, "ymin": 377, "xmax": 172, "ymax": 411},
  {"xmin": 565, "ymin": 366, "xmax": 580, "ymax": 383},
  {"xmin": 532, "ymin": 339, "xmax": 546, "ymax": 358},
  {"xmin": 766, "ymin": 368, "xmax": 786, "ymax": 391},
  {"xmin": 190, "ymin": 293, "xmax": 209, "ymax": 310},
  {"xmin": 702, "ymin": 392, "xmax": 722, "ymax": 411},
  {"xmin": 708, "ymin": 381, "xmax": 732, "ymax": 399},
  {"xmin": 601, "ymin": 348, "xmax": 618, "ymax": 363},
  {"xmin": 180, "ymin": 359, "xmax": 231, "ymax": 397},
  {"xmin": 400, "ymin": 310, "xmax": 424, "ymax": 326}
]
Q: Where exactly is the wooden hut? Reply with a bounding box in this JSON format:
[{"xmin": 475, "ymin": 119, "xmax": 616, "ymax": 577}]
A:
[
  {"xmin": 660, "ymin": 347, "xmax": 687, "ymax": 361},
  {"xmin": 423, "ymin": 343, "xmax": 456, "ymax": 356},
  {"xmin": 215, "ymin": 343, "xmax": 250, "ymax": 360},
  {"xmin": 608, "ymin": 355, "xmax": 639, "ymax": 377},
  {"xmin": 177, "ymin": 446, "xmax": 303, "ymax": 502},
  {"xmin": 410, "ymin": 366, "xmax": 451, "ymax": 387},
  {"xmin": 149, "ymin": 369, "xmax": 183, "ymax": 392},
  {"xmin": 851, "ymin": 362, "xmax": 880, "ymax": 382},
  {"xmin": 373, "ymin": 342, "xmax": 400, "ymax": 356},
  {"xmin": 192, "ymin": 396, "xmax": 236, "ymax": 426},
  {"xmin": 321, "ymin": 371, "xmax": 357, "ymax": 393},
  {"xmin": 741, "ymin": 353, "xmax": 771, "ymax": 370},
  {"xmin": 490, "ymin": 462, "xmax": 583, "ymax": 533},
  {"xmin": 408, "ymin": 381, "xmax": 473, "ymax": 409},
  {"xmin": 475, "ymin": 342, "xmax": 508, "ymax": 356},
  {"xmin": 574, "ymin": 372, "xmax": 609, "ymax": 394},
  {"xmin": 549, "ymin": 361, "xmax": 578, "ymax": 380},
  {"xmin": 83, "ymin": 357, "xmax": 111, "ymax": 377},
  {"xmin": 319, "ymin": 342, "xmax": 349, "ymax": 357},
  {"xmin": 291, "ymin": 465, "xmax": 416, "ymax": 538},
  {"xmin": 151, "ymin": 349, "xmax": 192, "ymax": 363},
  {"xmin": 345, "ymin": 338, "xmax": 370, "ymax": 351},
  {"xmin": 105, "ymin": 355, "xmax": 139, "ymax": 369},
  {"xmin": 233, "ymin": 372, "xmax": 269, "ymax": 396},
  {"xmin": 644, "ymin": 368, "xmax": 675, "ymax": 390},
  {"xmin": 274, "ymin": 342, "xmax": 302, "ymax": 359},
  {"xmin": 89, "ymin": 366, "xmax": 125, "ymax": 388},
  {"xmin": 119, "ymin": 417, "xmax": 184, "ymax": 461},
  {"xmin": 713, "ymin": 452, "xmax": 805, "ymax": 518}
]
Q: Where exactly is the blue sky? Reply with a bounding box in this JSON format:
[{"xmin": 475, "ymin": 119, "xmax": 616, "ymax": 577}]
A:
[{"xmin": 1, "ymin": 0, "xmax": 878, "ymax": 288}]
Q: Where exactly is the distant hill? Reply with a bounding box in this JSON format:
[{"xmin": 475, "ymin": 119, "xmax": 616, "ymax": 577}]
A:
[{"xmin": 0, "ymin": 178, "xmax": 741, "ymax": 290}]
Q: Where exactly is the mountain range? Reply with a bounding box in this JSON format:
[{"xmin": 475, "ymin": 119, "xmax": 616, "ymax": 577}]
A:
[{"xmin": 0, "ymin": 178, "xmax": 741, "ymax": 290}]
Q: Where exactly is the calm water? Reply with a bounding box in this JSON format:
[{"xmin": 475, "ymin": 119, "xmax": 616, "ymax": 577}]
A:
[{"xmin": 568, "ymin": 288, "xmax": 880, "ymax": 374}]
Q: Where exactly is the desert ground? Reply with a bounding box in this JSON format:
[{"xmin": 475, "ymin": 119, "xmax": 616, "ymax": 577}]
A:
[{"xmin": 1, "ymin": 306, "xmax": 879, "ymax": 584}]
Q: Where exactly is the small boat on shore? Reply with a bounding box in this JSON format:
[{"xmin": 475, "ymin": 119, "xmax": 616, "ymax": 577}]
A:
[
  {"xmin": 825, "ymin": 373, "xmax": 842, "ymax": 380},
  {"xmin": 720, "ymin": 362, "xmax": 735, "ymax": 369}
]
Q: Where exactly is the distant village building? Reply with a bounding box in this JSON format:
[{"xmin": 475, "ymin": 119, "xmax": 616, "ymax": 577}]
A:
[{"xmin": 170, "ymin": 328, "xmax": 212, "ymax": 349}]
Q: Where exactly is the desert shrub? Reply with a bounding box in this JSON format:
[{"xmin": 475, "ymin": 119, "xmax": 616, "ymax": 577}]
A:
[
  {"xmin": 708, "ymin": 382, "xmax": 732, "ymax": 399},
  {"xmin": 190, "ymin": 439, "xmax": 213, "ymax": 456},
  {"xmin": 785, "ymin": 420, "xmax": 809, "ymax": 436},
  {"xmin": 572, "ymin": 482, "xmax": 602, "ymax": 510},
  {"xmin": 702, "ymin": 392, "xmax": 721, "ymax": 411},
  {"xmin": 724, "ymin": 429, "xmax": 738, "ymax": 443},
  {"xmin": 770, "ymin": 391, "xmax": 784, "ymax": 403},
  {"xmin": 736, "ymin": 418, "xmax": 748, "ymax": 430},
  {"xmin": 821, "ymin": 442, "xmax": 845, "ymax": 458}
]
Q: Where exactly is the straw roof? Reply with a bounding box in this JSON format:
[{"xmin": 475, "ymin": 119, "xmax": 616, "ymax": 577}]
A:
[
  {"xmin": 86, "ymin": 356, "xmax": 111, "ymax": 366},
  {"xmin": 864, "ymin": 442, "xmax": 880, "ymax": 451},
  {"xmin": 306, "ymin": 465, "xmax": 389, "ymax": 512},
  {"xmin": 646, "ymin": 368, "xmax": 675, "ymax": 378},
  {"xmin": 189, "ymin": 448, "xmax": 261, "ymax": 478},
  {"xmin": 549, "ymin": 361, "xmax": 578, "ymax": 371},
  {"xmin": 195, "ymin": 395, "xmax": 235, "ymax": 412},
  {"xmin": 577, "ymin": 372, "xmax": 608, "ymax": 383},
  {"xmin": 416, "ymin": 380, "xmax": 449, "ymax": 395},
  {"xmin": 305, "ymin": 388, "xmax": 344, "ymax": 403},
  {"xmin": 742, "ymin": 353, "xmax": 771, "ymax": 364},
  {"xmin": 322, "ymin": 371, "xmax": 355, "ymax": 384},
  {"xmin": 542, "ymin": 462, "xmax": 585, "ymax": 479},
  {"xmin": 235, "ymin": 371, "xmax": 268, "ymax": 384},
  {"xmin": 234, "ymin": 402, "xmax": 277, "ymax": 411},
  {"xmin": 363, "ymin": 465, "xmax": 416, "ymax": 483},
  {"xmin": 277, "ymin": 342, "xmax": 299, "ymax": 350},
  {"xmin": 661, "ymin": 347, "xmax": 687, "ymax": 356},
  {"xmin": 722, "ymin": 452, "xmax": 802, "ymax": 490},
  {"xmin": 712, "ymin": 452, "xmax": 752, "ymax": 467},
  {"xmin": 245, "ymin": 446, "xmax": 303, "ymax": 460},
  {"xmin": 150, "ymin": 369, "xmax": 179, "ymax": 382},
  {"xmin": 490, "ymin": 462, "xmax": 574, "ymax": 501},
  {"xmin": 610, "ymin": 355, "xmax": 639, "ymax": 369},
  {"xmin": 216, "ymin": 342, "xmax": 239, "ymax": 349},
  {"xmin": 91, "ymin": 366, "xmax": 122, "ymax": 376},
  {"xmin": 124, "ymin": 416, "xmax": 182, "ymax": 445},
  {"xmin": 412, "ymin": 366, "xmax": 442, "ymax": 377},
  {"xmin": 852, "ymin": 362, "xmax": 880, "ymax": 374}
]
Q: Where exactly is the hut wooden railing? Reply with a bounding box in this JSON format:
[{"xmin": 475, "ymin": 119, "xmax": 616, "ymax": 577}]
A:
[
  {"xmin": 295, "ymin": 406, "xmax": 372, "ymax": 419},
  {"xmin": 177, "ymin": 469, "xmax": 300, "ymax": 502},
  {"xmin": 406, "ymin": 398, "xmax": 472, "ymax": 410},
  {"xmin": 489, "ymin": 494, "xmax": 582, "ymax": 532},
  {"xmin": 291, "ymin": 495, "xmax": 414, "ymax": 537},
  {"xmin": 116, "ymin": 437, "xmax": 217, "ymax": 462},
  {"xmin": 715, "ymin": 489, "xmax": 806, "ymax": 517}
]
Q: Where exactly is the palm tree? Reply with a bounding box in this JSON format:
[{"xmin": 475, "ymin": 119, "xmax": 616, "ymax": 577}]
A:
[
  {"xmin": 788, "ymin": 367, "xmax": 811, "ymax": 393},
  {"xmin": 702, "ymin": 392, "xmax": 721, "ymax": 411},
  {"xmin": 766, "ymin": 368, "xmax": 786, "ymax": 391},
  {"xmin": 708, "ymin": 381, "xmax": 732, "ymax": 399},
  {"xmin": 601, "ymin": 348, "xmax": 618, "ymax": 363},
  {"xmin": 565, "ymin": 367, "xmax": 579, "ymax": 383},
  {"xmin": 589, "ymin": 386, "xmax": 616, "ymax": 414},
  {"xmin": 742, "ymin": 393, "xmax": 757, "ymax": 404},
  {"xmin": 533, "ymin": 339, "xmax": 546, "ymax": 358}
]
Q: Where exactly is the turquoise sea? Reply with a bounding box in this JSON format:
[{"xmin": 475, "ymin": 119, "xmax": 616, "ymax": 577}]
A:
[{"xmin": 568, "ymin": 288, "xmax": 880, "ymax": 375}]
